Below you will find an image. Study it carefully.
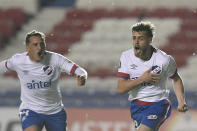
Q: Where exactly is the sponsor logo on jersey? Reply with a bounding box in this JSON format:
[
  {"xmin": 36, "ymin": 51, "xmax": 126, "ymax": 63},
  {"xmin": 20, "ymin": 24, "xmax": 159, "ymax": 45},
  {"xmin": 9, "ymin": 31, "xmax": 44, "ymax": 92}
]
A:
[
  {"xmin": 27, "ymin": 80, "xmax": 51, "ymax": 89},
  {"xmin": 131, "ymin": 77, "xmax": 152, "ymax": 86},
  {"xmin": 42, "ymin": 65, "xmax": 53, "ymax": 75},
  {"xmin": 131, "ymin": 77, "xmax": 138, "ymax": 80}
]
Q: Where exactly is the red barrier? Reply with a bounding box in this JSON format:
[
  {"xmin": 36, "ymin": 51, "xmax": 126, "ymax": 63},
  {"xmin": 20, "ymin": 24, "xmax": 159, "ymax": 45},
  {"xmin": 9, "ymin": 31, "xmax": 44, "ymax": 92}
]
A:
[{"xmin": 66, "ymin": 108, "xmax": 134, "ymax": 131}]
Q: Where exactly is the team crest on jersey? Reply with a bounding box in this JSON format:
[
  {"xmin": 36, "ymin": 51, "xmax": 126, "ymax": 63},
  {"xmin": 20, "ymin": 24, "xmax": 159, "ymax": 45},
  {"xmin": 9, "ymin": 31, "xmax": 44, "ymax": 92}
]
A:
[
  {"xmin": 42, "ymin": 65, "xmax": 53, "ymax": 75},
  {"xmin": 151, "ymin": 65, "xmax": 162, "ymax": 74}
]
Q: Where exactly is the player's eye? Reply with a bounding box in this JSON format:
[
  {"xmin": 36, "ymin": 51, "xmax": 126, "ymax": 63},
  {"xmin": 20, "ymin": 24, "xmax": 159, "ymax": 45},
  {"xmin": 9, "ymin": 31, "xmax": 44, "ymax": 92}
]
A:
[
  {"xmin": 139, "ymin": 37, "xmax": 145, "ymax": 41},
  {"xmin": 139, "ymin": 38, "xmax": 144, "ymax": 41}
]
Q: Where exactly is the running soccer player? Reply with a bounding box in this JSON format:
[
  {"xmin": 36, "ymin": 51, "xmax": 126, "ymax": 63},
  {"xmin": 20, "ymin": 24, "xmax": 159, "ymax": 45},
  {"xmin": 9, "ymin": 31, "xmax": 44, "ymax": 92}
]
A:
[
  {"xmin": 117, "ymin": 21, "xmax": 188, "ymax": 131},
  {"xmin": 0, "ymin": 30, "xmax": 88, "ymax": 131}
]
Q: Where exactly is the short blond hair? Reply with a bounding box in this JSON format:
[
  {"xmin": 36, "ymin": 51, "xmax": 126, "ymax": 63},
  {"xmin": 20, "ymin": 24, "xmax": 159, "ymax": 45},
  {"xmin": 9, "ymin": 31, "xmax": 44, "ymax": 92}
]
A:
[
  {"xmin": 132, "ymin": 21, "xmax": 155, "ymax": 38},
  {"xmin": 25, "ymin": 30, "xmax": 45, "ymax": 45}
]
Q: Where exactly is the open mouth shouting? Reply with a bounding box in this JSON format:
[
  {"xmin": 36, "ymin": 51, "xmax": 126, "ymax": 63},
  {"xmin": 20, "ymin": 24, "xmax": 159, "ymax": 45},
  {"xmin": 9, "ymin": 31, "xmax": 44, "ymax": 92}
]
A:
[
  {"xmin": 37, "ymin": 50, "xmax": 45, "ymax": 60},
  {"xmin": 134, "ymin": 45, "xmax": 142, "ymax": 56}
]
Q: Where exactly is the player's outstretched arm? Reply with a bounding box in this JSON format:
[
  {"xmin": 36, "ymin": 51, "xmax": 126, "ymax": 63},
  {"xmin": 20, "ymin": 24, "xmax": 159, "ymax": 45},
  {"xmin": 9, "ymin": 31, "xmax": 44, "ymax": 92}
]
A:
[
  {"xmin": 0, "ymin": 60, "xmax": 8, "ymax": 75},
  {"xmin": 75, "ymin": 67, "xmax": 88, "ymax": 86},
  {"xmin": 171, "ymin": 72, "xmax": 188, "ymax": 112}
]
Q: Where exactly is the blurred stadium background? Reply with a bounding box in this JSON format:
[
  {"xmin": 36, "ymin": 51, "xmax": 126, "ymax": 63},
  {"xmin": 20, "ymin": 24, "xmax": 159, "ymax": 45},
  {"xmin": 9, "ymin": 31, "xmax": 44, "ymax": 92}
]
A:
[{"xmin": 0, "ymin": 0, "xmax": 197, "ymax": 130}]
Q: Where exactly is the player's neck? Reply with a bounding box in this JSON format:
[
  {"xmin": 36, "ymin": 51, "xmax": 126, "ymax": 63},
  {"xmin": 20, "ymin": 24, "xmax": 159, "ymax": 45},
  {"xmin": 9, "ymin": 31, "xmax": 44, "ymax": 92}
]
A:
[{"xmin": 140, "ymin": 46, "xmax": 153, "ymax": 61}]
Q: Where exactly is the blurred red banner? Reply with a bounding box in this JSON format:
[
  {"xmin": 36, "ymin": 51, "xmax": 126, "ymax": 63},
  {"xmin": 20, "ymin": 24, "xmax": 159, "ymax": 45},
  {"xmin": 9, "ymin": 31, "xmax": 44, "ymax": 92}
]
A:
[{"xmin": 66, "ymin": 108, "xmax": 197, "ymax": 131}]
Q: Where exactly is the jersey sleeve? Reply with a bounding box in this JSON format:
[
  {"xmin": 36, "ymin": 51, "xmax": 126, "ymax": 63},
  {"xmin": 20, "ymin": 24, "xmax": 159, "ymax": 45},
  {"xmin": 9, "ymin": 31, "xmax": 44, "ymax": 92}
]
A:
[
  {"xmin": 166, "ymin": 55, "xmax": 177, "ymax": 78},
  {"xmin": 6, "ymin": 55, "xmax": 16, "ymax": 71},
  {"xmin": 0, "ymin": 60, "xmax": 8, "ymax": 74},
  {"xmin": 117, "ymin": 53, "xmax": 130, "ymax": 80},
  {"xmin": 57, "ymin": 54, "xmax": 78, "ymax": 76}
]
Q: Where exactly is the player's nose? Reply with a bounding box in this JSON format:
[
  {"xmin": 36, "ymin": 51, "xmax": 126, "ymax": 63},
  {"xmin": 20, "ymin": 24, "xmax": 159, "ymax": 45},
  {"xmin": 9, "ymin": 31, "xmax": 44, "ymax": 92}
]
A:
[
  {"xmin": 37, "ymin": 45, "xmax": 41, "ymax": 50},
  {"xmin": 134, "ymin": 41, "xmax": 139, "ymax": 46},
  {"xmin": 136, "ymin": 38, "xmax": 140, "ymax": 44},
  {"xmin": 133, "ymin": 38, "xmax": 139, "ymax": 44}
]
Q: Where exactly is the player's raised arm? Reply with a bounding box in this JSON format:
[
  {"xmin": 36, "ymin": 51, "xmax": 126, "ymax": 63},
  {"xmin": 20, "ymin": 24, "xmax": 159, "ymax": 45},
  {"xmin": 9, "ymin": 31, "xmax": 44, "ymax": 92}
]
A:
[
  {"xmin": 56, "ymin": 54, "xmax": 88, "ymax": 86},
  {"xmin": 0, "ymin": 60, "xmax": 9, "ymax": 74}
]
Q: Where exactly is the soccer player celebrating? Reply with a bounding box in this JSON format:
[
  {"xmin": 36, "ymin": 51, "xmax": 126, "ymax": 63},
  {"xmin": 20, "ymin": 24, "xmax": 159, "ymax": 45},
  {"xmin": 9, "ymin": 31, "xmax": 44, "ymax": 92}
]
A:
[
  {"xmin": 117, "ymin": 21, "xmax": 188, "ymax": 131},
  {"xmin": 0, "ymin": 30, "xmax": 88, "ymax": 131}
]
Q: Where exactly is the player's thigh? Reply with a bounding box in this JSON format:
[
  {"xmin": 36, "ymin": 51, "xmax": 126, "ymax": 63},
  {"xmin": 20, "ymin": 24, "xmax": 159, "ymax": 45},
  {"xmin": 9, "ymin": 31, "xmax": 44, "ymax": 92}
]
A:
[
  {"xmin": 24, "ymin": 125, "xmax": 41, "ymax": 131},
  {"xmin": 138, "ymin": 124, "xmax": 153, "ymax": 131},
  {"xmin": 130, "ymin": 102, "xmax": 144, "ymax": 128},
  {"xmin": 45, "ymin": 109, "xmax": 67, "ymax": 131}
]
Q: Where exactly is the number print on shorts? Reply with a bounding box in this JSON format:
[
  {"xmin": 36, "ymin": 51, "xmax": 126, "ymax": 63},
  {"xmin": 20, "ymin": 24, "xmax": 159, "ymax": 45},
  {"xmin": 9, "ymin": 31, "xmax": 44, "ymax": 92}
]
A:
[{"xmin": 19, "ymin": 110, "xmax": 29, "ymax": 122}]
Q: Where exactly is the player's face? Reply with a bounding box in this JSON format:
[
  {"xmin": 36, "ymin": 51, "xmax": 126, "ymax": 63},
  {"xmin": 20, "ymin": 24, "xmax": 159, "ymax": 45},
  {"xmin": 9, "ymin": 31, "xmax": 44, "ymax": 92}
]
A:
[
  {"xmin": 26, "ymin": 36, "xmax": 46, "ymax": 62},
  {"xmin": 132, "ymin": 31, "xmax": 152, "ymax": 58}
]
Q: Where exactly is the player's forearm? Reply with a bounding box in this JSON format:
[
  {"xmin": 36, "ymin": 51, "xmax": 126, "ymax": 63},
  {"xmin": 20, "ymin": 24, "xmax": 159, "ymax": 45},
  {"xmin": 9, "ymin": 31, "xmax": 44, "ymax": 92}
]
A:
[
  {"xmin": 117, "ymin": 78, "xmax": 144, "ymax": 94},
  {"xmin": 173, "ymin": 77, "xmax": 186, "ymax": 104},
  {"xmin": 75, "ymin": 67, "xmax": 88, "ymax": 79},
  {"xmin": 0, "ymin": 60, "xmax": 8, "ymax": 75}
]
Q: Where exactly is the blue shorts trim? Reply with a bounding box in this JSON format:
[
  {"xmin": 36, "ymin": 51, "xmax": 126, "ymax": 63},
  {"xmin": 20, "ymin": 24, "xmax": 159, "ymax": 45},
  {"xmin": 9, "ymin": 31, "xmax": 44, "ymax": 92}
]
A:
[
  {"xmin": 19, "ymin": 109, "xmax": 67, "ymax": 131},
  {"xmin": 130, "ymin": 99, "xmax": 171, "ymax": 130}
]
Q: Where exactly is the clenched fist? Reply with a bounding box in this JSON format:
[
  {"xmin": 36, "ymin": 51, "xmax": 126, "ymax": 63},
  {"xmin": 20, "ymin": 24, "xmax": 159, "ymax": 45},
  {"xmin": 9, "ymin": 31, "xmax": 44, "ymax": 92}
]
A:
[{"xmin": 77, "ymin": 75, "xmax": 86, "ymax": 86}]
